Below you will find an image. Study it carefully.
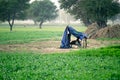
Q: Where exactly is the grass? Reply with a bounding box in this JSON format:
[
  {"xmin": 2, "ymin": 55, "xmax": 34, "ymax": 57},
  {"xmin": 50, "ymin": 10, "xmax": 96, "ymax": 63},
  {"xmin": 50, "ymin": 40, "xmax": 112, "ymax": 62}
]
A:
[
  {"xmin": 0, "ymin": 45, "xmax": 120, "ymax": 80},
  {"xmin": 0, "ymin": 30, "xmax": 62, "ymax": 44},
  {"xmin": 0, "ymin": 24, "xmax": 86, "ymax": 44}
]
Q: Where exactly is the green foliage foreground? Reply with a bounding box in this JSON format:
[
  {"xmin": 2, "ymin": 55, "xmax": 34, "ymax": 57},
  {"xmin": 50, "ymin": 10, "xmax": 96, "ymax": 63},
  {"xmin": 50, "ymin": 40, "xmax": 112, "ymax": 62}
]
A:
[{"xmin": 0, "ymin": 45, "xmax": 120, "ymax": 80}]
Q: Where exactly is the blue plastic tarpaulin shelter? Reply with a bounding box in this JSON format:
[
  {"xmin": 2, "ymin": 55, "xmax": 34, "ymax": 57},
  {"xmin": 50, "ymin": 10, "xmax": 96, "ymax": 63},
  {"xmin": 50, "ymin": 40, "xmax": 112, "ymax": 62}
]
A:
[{"xmin": 60, "ymin": 26, "xmax": 87, "ymax": 48}]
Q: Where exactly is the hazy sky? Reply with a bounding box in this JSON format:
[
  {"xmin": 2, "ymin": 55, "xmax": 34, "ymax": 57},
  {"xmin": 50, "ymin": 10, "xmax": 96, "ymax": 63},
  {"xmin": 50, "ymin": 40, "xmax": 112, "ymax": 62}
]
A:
[{"xmin": 50, "ymin": 0, "xmax": 60, "ymax": 9}]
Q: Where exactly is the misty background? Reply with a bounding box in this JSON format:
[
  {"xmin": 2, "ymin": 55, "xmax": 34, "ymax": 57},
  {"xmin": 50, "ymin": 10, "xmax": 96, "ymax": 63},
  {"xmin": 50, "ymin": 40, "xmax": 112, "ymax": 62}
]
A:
[{"xmin": 1, "ymin": 0, "xmax": 120, "ymax": 26}]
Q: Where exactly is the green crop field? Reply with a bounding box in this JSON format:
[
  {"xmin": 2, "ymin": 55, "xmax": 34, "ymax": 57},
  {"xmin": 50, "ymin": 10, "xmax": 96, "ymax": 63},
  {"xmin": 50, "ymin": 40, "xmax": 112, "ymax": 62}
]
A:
[
  {"xmin": 0, "ymin": 46, "xmax": 120, "ymax": 80},
  {"xmin": 0, "ymin": 24, "xmax": 120, "ymax": 80},
  {"xmin": 0, "ymin": 26, "xmax": 62, "ymax": 44},
  {"xmin": 0, "ymin": 24, "xmax": 86, "ymax": 44}
]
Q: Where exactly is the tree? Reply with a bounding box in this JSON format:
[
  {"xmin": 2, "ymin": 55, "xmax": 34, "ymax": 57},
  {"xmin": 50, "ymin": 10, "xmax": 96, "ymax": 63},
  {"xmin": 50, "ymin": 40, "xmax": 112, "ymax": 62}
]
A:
[
  {"xmin": 59, "ymin": 0, "xmax": 120, "ymax": 28},
  {"xmin": 28, "ymin": 0, "xmax": 58, "ymax": 29},
  {"xmin": 0, "ymin": 0, "xmax": 30, "ymax": 31},
  {"xmin": 59, "ymin": 0, "xmax": 92, "ymax": 26}
]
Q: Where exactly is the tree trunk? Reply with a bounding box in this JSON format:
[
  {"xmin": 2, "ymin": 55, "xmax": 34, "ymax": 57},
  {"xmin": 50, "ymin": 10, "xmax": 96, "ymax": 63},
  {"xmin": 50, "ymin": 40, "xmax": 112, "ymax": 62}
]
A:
[
  {"xmin": 83, "ymin": 20, "xmax": 92, "ymax": 27},
  {"xmin": 10, "ymin": 24, "xmax": 13, "ymax": 31},
  {"xmin": 39, "ymin": 21, "xmax": 43, "ymax": 29},
  {"xmin": 97, "ymin": 20, "xmax": 107, "ymax": 28},
  {"xmin": 8, "ymin": 19, "xmax": 14, "ymax": 31},
  {"xmin": 82, "ymin": 18, "xmax": 92, "ymax": 27},
  {"xmin": 34, "ymin": 21, "xmax": 37, "ymax": 25},
  {"xmin": 8, "ymin": 12, "xmax": 15, "ymax": 31}
]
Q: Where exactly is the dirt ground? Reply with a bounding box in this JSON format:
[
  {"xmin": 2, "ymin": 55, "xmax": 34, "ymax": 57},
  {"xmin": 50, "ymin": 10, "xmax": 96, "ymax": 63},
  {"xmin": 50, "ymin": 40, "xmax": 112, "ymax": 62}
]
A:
[{"xmin": 0, "ymin": 39, "xmax": 120, "ymax": 54}]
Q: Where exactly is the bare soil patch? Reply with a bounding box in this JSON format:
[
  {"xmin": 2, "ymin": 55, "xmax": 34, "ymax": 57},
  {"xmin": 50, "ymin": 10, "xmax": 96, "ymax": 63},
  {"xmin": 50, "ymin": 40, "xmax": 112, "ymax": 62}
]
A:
[
  {"xmin": 0, "ymin": 41, "xmax": 77, "ymax": 53},
  {"xmin": 0, "ymin": 39, "xmax": 120, "ymax": 54}
]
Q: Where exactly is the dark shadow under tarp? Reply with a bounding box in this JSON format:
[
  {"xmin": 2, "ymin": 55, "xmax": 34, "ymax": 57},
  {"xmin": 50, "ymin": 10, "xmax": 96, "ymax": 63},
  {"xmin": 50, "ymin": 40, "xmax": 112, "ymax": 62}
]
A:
[{"xmin": 60, "ymin": 26, "xmax": 87, "ymax": 48}]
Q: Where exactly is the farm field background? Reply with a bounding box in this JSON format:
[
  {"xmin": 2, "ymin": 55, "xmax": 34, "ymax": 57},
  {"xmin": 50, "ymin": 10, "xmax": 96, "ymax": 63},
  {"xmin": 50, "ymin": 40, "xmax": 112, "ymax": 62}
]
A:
[
  {"xmin": 0, "ymin": 24, "xmax": 120, "ymax": 80},
  {"xmin": 0, "ymin": 24, "xmax": 86, "ymax": 44}
]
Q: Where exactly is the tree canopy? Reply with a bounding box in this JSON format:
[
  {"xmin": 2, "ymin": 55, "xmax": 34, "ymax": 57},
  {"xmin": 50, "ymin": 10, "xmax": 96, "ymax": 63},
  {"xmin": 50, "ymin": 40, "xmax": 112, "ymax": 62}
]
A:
[
  {"xmin": 0, "ymin": 0, "xmax": 30, "ymax": 31},
  {"xmin": 28, "ymin": 0, "xmax": 58, "ymax": 29},
  {"xmin": 59, "ymin": 0, "xmax": 120, "ymax": 28}
]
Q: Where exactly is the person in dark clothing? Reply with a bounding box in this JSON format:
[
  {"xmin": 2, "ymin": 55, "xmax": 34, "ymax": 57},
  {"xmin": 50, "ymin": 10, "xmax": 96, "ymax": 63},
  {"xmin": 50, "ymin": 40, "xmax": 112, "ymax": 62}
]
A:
[{"xmin": 60, "ymin": 25, "xmax": 87, "ymax": 48}]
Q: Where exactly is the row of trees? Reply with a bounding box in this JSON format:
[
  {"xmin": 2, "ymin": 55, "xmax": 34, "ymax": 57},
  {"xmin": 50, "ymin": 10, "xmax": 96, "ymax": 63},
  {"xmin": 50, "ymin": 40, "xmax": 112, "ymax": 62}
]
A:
[
  {"xmin": 59, "ymin": 0, "xmax": 120, "ymax": 28},
  {"xmin": 0, "ymin": 0, "xmax": 58, "ymax": 31},
  {"xmin": 0, "ymin": 0, "xmax": 120, "ymax": 31}
]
